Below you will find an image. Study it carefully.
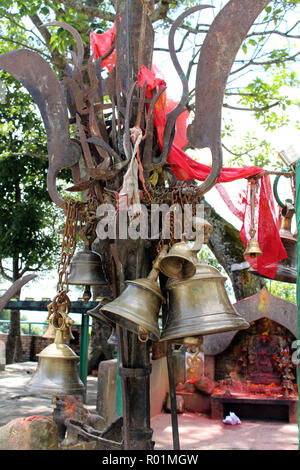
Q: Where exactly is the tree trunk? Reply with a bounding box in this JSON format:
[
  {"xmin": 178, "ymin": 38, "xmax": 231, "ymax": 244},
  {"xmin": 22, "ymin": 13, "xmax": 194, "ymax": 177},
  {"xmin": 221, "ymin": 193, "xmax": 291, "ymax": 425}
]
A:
[{"xmin": 5, "ymin": 256, "xmax": 23, "ymax": 364}]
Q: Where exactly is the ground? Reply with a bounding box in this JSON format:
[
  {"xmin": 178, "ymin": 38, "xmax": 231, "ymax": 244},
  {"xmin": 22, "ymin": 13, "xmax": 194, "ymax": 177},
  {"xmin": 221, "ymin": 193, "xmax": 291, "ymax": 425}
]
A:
[{"xmin": 0, "ymin": 362, "xmax": 298, "ymax": 450}]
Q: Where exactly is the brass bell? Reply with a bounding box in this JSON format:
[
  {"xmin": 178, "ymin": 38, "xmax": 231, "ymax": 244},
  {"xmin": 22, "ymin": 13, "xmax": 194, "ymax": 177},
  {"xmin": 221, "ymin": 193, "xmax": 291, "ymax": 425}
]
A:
[
  {"xmin": 43, "ymin": 322, "xmax": 74, "ymax": 341},
  {"xmin": 87, "ymin": 299, "xmax": 114, "ymax": 326},
  {"xmin": 87, "ymin": 301, "xmax": 118, "ymax": 345},
  {"xmin": 100, "ymin": 253, "xmax": 166, "ymax": 342},
  {"xmin": 158, "ymin": 241, "xmax": 197, "ymax": 279},
  {"xmin": 160, "ymin": 261, "xmax": 250, "ymax": 343},
  {"xmin": 244, "ymin": 237, "xmax": 263, "ymax": 258},
  {"xmin": 68, "ymin": 248, "xmax": 107, "ymax": 286},
  {"xmin": 100, "ymin": 277, "xmax": 165, "ymax": 342},
  {"xmin": 43, "ymin": 322, "xmax": 56, "ymax": 339},
  {"xmin": 26, "ymin": 331, "xmax": 84, "ymax": 396},
  {"xmin": 249, "ymin": 200, "xmax": 297, "ymax": 283}
]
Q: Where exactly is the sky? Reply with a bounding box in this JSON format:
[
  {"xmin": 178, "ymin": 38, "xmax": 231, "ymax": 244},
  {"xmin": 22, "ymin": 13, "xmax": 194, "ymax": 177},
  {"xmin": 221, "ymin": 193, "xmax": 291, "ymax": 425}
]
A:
[{"xmin": 1, "ymin": 1, "xmax": 300, "ymax": 324}]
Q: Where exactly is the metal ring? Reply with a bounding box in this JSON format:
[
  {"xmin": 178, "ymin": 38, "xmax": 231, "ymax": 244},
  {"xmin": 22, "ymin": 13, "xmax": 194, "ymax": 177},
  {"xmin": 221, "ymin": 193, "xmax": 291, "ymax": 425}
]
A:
[{"xmin": 273, "ymin": 167, "xmax": 292, "ymax": 208}]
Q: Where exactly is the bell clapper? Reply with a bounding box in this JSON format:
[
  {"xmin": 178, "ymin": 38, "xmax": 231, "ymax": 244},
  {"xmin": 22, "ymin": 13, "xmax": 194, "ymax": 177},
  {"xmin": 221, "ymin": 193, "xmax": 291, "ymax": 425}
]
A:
[{"xmin": 83, "ymin": 285, "xmax": 92, "ymax": 303}]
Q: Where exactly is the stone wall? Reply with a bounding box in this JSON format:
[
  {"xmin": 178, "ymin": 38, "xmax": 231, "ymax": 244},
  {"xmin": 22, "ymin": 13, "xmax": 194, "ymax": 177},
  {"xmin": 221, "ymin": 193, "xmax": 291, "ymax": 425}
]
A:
[{"xmin": 0, "ymin": 326, "xmax": 81, "ymax": 362}]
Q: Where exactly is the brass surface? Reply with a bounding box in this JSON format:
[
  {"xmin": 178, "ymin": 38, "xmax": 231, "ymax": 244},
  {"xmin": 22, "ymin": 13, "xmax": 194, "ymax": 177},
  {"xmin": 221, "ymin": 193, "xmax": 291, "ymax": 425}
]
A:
[
  {"xmin": 158, "ymin": 241, "xmax": 197, "ymax": 279},
  {"xmin": 68, "ymin": 248, "xmax": 107, "ymax": 286},
  {"xmin": 26, "ymin": 341, "xmax": 84, "ymax": 396},
  {"xmin": 100, "ymin": 278, "xmax": 165, "ymax": 341},
  {"xmin": 161, "ymin": 262, "xmax": 250, "ymax": 342},
  {"xmin": 244, "ymin": 237, "xmax": 263, "ymax": 258}
]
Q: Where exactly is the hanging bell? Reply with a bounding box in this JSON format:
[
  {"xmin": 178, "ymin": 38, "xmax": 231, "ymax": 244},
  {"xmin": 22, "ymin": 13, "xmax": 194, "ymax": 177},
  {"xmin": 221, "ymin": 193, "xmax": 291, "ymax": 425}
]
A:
[
  {"xmin": 100, "ymin": 253, "xmax": 166, "ymax": 342},
  {"xmin": 100, "ymin": 277, "xmax": 165, "ymax": 342},
  {"xmin": 249, "ymin": 200, "xmax": 297, "ymax": 283},
  {"xmin": 42, "ymin": 322, "xmax": 74, "ymax": 341},
  {"xmin": 43, "ymin": 322, "xmax": 56, "ymax": 339},
  {"xmin": 26, "ymin": 332, "xmax": 84, "ymax": 396},
  {"xmin": 244, "ymin": 236, "xmax": 263, "ymax": 258},
  {"xmin": 160, "ymin": 261, "xmax": 250, "ymax": 344},
  {"xmin": 158, "ymin": 240, "xmax": 197, "ymax": 279},
  {"xmin": 87, "ymin": 299, "xmax": 114, "ymax": 326},
  {"xmin": 87, "ymin": 300, "xmax": 118, "ymax": 345},
  {"xmin": 68, "ymin": 248, "xmax": 107, "ymax": 286}
]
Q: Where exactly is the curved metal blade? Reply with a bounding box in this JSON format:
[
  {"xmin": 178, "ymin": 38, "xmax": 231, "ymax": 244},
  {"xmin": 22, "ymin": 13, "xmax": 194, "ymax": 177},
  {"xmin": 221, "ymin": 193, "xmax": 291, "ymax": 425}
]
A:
[
  {"xmin": 187, "ymin": 0, "xmax": 271, "ymax": 197},
  {"xmin": 42, "ymin": 21, "xmax": 85, "ymax": 67},
  {"xmin": 0, "ymin": 49, "xmax": 82, "ymax": 207}
]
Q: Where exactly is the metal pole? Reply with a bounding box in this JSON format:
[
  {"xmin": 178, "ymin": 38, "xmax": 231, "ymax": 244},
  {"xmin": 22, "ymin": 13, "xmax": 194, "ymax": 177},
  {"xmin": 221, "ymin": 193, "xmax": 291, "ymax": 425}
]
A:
[
  {"xmin": 79, "ymin": 312, "xmax": 89, "ymax": 400},
  {"xmin": 166, "ymin": 342, "xmax": 180, "ymax": 450}
]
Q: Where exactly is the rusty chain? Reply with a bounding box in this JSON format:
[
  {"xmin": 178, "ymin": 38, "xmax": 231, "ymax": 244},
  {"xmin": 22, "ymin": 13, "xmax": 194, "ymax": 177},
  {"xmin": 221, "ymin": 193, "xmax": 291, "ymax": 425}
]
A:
[
  {"xmin": 56, "ymin": 198, "xmax": 82, "ymax": 293},
  {"xmin": 45, "ymin": 198, "xmax": 83, "ymax": 337}
]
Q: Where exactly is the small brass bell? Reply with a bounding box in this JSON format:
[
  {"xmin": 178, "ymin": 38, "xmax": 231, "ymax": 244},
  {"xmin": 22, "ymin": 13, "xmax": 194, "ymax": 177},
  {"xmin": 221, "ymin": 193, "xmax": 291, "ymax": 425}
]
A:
[
  {"xmin": 26, "ymin": 330, "xmax": 84, "ymax": 396},
  {"xmin": 43, "ymin": 322, "xmax": 56, "ymax": 339},
  {"xmin": 68, "ymin": 248, "xmax": 107, "ymax": 286},
  {"xmin": 244, "ymin": 237, "xmax": 263, "ymax": 258},
  {"xmin": 158, "ymin": 241, "xmax": 197, "ymax": 279},
  {"xmin": 43, "ymin": 322, "xmax": 74, "ymax": 341},
  {"xmin": 87, "ymin": 300, "xmax": 118, "ymax": 346},
  {"xmin": 249, "ymin": 200, "xmax": 297, "ymax": 283},
  {"xmin": 161, "ymin": 261, "xmax": 250, "ymax": 343}
]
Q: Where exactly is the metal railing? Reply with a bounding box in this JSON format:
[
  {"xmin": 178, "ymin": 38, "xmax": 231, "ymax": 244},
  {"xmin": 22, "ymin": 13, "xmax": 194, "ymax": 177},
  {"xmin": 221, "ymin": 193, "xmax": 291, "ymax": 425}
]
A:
[{"xmin": 0, "ymin": 319, "xmax": 91, "ymax": 335}]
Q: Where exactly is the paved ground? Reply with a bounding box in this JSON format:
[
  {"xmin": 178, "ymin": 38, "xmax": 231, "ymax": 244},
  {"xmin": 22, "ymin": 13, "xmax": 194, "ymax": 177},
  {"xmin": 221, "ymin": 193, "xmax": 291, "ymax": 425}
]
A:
[
  {"xmin": 0, "ymin": 362, "xmax": 298, "ymax": 450},
  {"xmin": 151, "ymin": 413, "xmax": 298, "ymax": 450}
]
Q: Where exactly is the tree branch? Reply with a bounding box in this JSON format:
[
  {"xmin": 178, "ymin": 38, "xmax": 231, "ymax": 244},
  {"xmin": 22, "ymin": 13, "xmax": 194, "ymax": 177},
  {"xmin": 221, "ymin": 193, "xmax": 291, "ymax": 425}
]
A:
[
  {"xmin": 223, "ymin": 100, "xmax": 281, "ymax": 112},
  {"xmin": 0, "ymin": 260, "xmax": 13, "ymax": 282},
  {"xmin": 0, "ymin": 35, "xmax": 50, "ymax": 59},
  {"xmin": 28, "ymin": 13, "xmax": 67, "ymax": 71},
  {"xmin": 49, "ymin": 0, "xmax": 115, "ymax": 22}
]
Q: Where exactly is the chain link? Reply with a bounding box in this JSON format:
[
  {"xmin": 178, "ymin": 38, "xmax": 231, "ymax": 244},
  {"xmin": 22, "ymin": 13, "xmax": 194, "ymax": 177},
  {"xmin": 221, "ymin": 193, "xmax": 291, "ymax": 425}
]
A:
[{"xmin": 56, "ymin": 198, "xmax": 82, "ymax": 293}]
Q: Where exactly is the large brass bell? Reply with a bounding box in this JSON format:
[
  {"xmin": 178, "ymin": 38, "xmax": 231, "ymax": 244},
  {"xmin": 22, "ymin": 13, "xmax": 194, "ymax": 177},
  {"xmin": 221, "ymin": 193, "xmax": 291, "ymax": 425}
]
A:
[
  {"xmin": 26, "ymin": 292, "xmax": 84, "ymax": 396},
  {"xmin": 158, "ymin": 241, "xmax": 197, "ymax": 279},
  {"xmin": 26, "ymin": 327, "xmax": 84, "ymax": 396},
  {"xmin": 161, "ymin": 261, "xmax": 250, "ymax": 343},
  {"xmin": 68, "ymin": 248, "xmax": 107, "ymax": 286},
  {"xmin": 26, "ymin": 337, "xmax": 84, "ymax": 396}
]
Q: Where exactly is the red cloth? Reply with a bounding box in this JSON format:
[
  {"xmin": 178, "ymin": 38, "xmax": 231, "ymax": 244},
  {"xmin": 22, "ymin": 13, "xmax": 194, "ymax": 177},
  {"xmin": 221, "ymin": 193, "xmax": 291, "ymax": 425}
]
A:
[
  {"xmin": 90, "ymin": 23, "xmax": 116, "ymax": 72},
  {"xmin": 89, "ymin": 28, "xmax": 287, "ymax": 278},
  {"xmin": 137, "ymin": 65, "xmax": 287, "ymax": 278},
  {"xmin": 239, "ymin": 177, "xmax": 287, "ymax": 278},
  {"xmin": 137, "ymin": 65, "xmax": 265, "ymax": 183}
]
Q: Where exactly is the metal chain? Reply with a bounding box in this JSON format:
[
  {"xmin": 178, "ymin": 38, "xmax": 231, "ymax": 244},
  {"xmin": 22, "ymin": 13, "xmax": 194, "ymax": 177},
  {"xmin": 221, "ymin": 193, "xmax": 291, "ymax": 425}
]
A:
[
  {"xmin": 45, "ymin": 198, "xmax": 83, "ymax": 339},
  {"xmin": 56, "ymin": 198, "xmax": 82, "ymax": 293}
]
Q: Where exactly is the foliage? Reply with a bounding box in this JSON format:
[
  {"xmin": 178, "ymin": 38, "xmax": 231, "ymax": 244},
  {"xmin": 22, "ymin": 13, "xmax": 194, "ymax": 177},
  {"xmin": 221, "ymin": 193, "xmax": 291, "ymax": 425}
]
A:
[
  {"xmin": 265, "ymin": 278, "xmax": 296, "ymax": 303},
  {"xmin": 0, "ymin": 71, "xmax": 65, "ymax": 281},
  {"xmin": 0, "ymin": 308, "xmax": 10, "ymax": 333}
]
